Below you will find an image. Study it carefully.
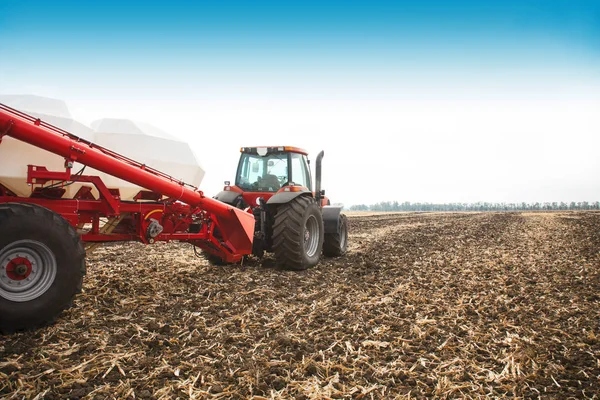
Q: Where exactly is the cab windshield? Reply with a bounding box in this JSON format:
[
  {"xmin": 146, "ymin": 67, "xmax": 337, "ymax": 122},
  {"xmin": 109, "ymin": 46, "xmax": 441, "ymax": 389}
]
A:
[{"xmin": 236, "ymin": 153, "xmax": 288, "ymax": 192}]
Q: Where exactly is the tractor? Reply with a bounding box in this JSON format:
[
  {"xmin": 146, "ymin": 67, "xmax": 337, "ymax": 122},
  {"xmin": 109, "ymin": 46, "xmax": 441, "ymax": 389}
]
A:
[{"xmin": 210, "ymin": 146, "xmax": 348, "ymax": 270}]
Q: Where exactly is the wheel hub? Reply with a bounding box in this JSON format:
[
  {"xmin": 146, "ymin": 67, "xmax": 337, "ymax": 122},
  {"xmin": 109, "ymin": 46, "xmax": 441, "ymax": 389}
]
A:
[
  {"xmin": 6, "ymin": 257, "xmax": 33, "ymax": 281},
  {"xmin": 0, "ymin": 240, "xmax": 57, "ymax": 302},
  {"xmin": 303, "ymin": 215, "xmax": 320, "ymax": 258}
]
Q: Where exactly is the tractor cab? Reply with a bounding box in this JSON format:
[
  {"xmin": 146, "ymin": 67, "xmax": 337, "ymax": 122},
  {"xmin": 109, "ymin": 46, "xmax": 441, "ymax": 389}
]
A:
[
  {"xmin": 222, "ymin": 146, "xmax": 317, "ymax": 208},
  {"xmin": 236, "ymin": 146, "xmax": 311, "ymax": 193}
]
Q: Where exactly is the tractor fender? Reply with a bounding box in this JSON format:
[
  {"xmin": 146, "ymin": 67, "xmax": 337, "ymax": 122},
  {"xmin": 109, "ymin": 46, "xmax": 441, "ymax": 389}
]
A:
[
  {"xmin": 214, "ymin": 190, "xmax": 243, "ymax": 206},
  {"xmin": 266, "ymin": 190, "xmax": 311, "ymax": 205},
  {"xmin": 322, "ymin": 205, "xmax": 343, "ymax": 234}
]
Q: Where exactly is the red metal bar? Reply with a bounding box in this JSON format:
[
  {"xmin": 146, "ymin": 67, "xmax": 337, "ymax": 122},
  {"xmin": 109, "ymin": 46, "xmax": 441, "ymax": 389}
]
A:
[
  {"xmin": 0, "ymin": 104, "xmax": 254, "ymax": 258},
  {"xmin": 27, "ymin": 165, "xmax": 72, "ymax": 183}
]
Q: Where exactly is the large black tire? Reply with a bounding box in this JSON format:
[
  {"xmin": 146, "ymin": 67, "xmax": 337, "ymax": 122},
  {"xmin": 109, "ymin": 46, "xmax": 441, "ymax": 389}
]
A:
[
  {"xmin": 0, "ymin": 203, "xmax": 86, "ymax": 334},
  {"xmin": 272, "ymin": 196, "xmax": 324, "ymax": 270},
  {"xmin": 323, "ymin": 214, "xmax": 348, "ymax": 257}
]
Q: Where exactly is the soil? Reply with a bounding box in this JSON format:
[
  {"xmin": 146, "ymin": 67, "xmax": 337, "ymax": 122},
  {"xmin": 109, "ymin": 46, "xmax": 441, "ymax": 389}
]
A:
[{"xmin": 1, "ymin": 211, "xmax": 599, "ymax": 399}]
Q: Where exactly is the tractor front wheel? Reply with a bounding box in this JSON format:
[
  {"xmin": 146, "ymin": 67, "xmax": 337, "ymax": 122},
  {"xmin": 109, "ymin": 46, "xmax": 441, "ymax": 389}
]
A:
[
  {"xmin": 0, "ymin": 203, "xmax": 86, "ymax": 334},
  {"xmin": 272, "ymin": 196, "xmax": 324, "ymax": 270}
]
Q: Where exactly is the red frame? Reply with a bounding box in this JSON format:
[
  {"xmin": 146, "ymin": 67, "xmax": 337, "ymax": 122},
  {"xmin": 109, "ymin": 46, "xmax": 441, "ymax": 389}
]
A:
[{"xmin": 0, "ymin": 169, "xmax": 245, "ymax": 261}]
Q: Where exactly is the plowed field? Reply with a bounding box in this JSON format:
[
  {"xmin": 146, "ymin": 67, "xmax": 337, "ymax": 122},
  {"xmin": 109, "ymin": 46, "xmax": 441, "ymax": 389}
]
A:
[{"xmin": 1, "ymin": 212, "xmax": 599, "ymax": 399}]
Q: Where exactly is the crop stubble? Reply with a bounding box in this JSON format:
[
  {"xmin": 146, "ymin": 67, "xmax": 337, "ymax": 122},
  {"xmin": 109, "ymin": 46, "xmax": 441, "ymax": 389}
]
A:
[{"xmin": 1, "ymin": 212, "xmax": 599, "ymax": 399}]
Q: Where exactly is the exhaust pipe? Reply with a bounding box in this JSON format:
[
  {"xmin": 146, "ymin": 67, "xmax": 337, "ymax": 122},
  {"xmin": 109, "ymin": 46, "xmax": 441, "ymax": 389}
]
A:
[{"xmin": 315, "ymin": 150, "xmax": 324, "ymax": 206}]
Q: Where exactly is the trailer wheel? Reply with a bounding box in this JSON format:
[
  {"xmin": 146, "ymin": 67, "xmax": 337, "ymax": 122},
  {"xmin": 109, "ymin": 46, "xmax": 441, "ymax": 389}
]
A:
[
  {"xmin": 0, "ymin": 203, "xmax": 86, "ymax": 334},
  {"xmin": 323, "ymin": 214, "xmax": 348, "ymax": 257},
  {"xmin": 272, "ymin": 196, "xmax": 324, "ymax": 270}
]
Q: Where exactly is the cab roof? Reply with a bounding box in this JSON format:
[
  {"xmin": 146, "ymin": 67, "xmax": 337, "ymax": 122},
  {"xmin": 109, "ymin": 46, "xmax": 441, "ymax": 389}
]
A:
[{"xmin": 240, "ymin": 146, "xmax": 309, "ymax": 156}]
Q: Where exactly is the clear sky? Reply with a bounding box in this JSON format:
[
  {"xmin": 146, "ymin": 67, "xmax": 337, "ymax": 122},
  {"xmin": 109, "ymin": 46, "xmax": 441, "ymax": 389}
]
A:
[{"xmin": 1, "ymin": 0, "xmax": 599, "ymax": 206}]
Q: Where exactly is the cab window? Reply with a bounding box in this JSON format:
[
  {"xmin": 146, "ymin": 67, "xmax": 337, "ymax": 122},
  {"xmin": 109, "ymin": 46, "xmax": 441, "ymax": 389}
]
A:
[
  {"xmin": 236, "ymin": 153, "xmax": 288, "ymax": 192},
  {"xmin": 290, "ymin": 153, "xmax": 310, "ymax": 189}
]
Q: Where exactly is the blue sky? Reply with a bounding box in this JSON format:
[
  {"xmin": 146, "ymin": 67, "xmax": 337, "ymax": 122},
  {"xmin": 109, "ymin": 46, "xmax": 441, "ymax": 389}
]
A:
[
  {"xmin": 1, "ymin": 1, "xmax": 598, "ymax": 75},
  {"xmin": 2, "ymin": 3, "xmax": 598, "ymax": 47},
  {"xmin": 1, "ymin": 0, "xmax": 599, "ymax": 205}
]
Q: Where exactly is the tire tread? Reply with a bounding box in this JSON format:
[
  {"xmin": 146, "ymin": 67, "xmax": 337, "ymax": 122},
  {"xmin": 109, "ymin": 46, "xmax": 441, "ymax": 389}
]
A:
[{"xmin": 272, "ymin": 196, "xmax": 323, "ymax": 270}]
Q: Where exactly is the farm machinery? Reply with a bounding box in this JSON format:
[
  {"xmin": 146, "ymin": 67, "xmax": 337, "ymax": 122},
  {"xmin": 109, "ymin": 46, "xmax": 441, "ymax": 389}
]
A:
[
  {"xmin": 0, "ymin": 103, "xmax": 347, "ymax": 333},
  {"xmin": 210, "ymin": 146, "xmax": 348, "ymax": 268}
]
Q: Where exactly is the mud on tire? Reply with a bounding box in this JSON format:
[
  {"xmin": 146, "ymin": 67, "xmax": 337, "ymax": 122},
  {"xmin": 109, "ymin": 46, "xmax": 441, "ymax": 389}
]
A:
[
  {"xmin": 272, "ymin": 196, "xmax": 324, "ymax": 270},
  {"xmin": 0, "ymin": 203, "xmax": 86, "ymax": 334}
]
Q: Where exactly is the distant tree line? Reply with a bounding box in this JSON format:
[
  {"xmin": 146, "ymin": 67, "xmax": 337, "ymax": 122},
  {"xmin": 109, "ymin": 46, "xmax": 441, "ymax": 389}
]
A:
[{"xmin": 348, "ymin": 201, "xmax": 600, "ymax": 212}]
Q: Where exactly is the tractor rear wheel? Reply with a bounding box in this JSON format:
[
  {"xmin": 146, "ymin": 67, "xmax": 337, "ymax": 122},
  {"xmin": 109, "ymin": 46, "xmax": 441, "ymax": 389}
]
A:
[
  {"xmin": 0, "ymin": 203, "xmax": 86, "ymax": 334},
  {"xmin": 323, "ymin": 214, "xmax": 348, "ymax": 257},
  {"xmin": 272, "ymin": 196, "xmax": 324, "ymax": 270}
]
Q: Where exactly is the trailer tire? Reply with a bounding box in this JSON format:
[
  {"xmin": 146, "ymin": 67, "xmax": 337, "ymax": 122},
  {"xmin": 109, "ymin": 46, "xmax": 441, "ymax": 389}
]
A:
[
  {"xmin": 272, "ymin": 196, "xmax": 324, "ymax": 270},
  {"xmin": 323, "ymin": 214, "xmax": 348, "ymax": 257},
  {"xmin": 0, "ymin": 203, "xmax": 86, "ymax": 334}
]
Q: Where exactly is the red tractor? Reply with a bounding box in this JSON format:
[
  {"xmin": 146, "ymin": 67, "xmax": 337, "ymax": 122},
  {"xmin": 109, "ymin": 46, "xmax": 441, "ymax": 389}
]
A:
[{"xmin": 210, "ymin": 146, "xmax": 348, "ymax": 270}]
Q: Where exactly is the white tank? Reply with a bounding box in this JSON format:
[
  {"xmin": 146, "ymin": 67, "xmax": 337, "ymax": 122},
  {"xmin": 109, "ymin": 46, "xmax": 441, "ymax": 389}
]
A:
[
  {"xmin": 91, "ymin": 118, "xmax": 205, "ymax": 200},
  {"xmin": 0, "ymin": 95, "xmax": 96, "ymax": 198},
  {"xmin": 0, "ymin": 95, "xmax": 205, "ymax": 201}
]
